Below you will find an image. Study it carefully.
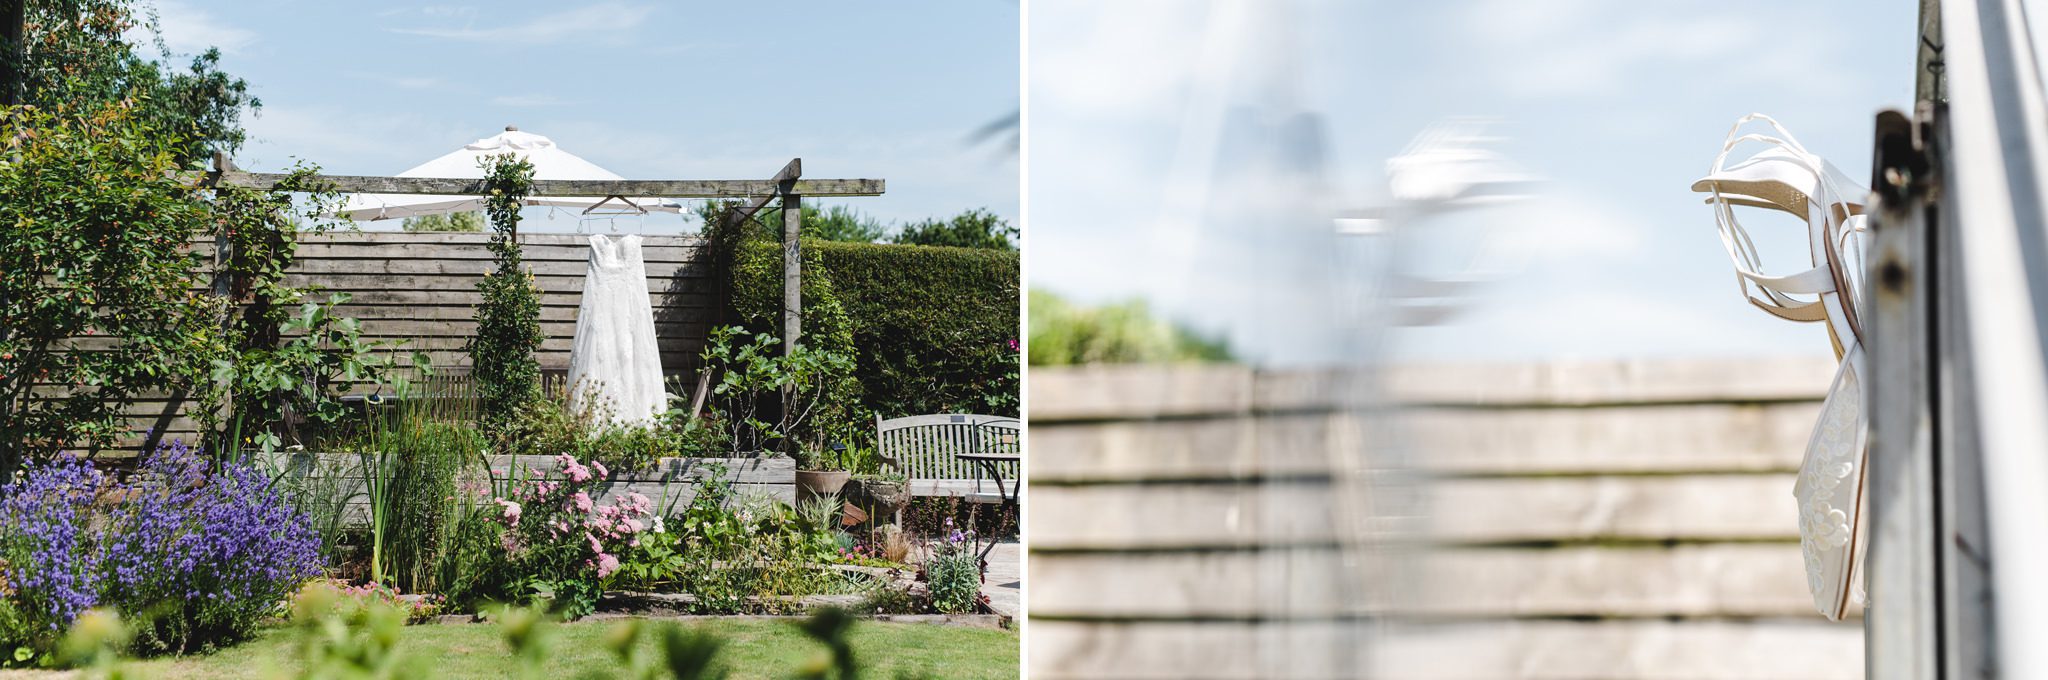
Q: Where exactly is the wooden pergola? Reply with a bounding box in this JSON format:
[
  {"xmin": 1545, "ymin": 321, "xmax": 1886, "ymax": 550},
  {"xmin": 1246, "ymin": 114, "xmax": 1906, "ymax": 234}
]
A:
[{"xmin": 201, "ymin": 156, "xmax": 885, "ymax": 360}]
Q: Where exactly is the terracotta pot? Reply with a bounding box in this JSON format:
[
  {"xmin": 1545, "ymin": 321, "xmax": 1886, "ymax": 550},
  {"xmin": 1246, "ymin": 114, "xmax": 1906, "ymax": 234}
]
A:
[{"xmin": 794, "ymin": 469, "xmax": 852, "ymax": 505}]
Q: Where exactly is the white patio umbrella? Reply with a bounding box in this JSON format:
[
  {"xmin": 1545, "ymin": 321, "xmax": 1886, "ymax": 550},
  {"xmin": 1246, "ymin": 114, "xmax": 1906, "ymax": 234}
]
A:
[{"xmin": 328, "ymin": 126, "xmax": 686, "ymax": 221}]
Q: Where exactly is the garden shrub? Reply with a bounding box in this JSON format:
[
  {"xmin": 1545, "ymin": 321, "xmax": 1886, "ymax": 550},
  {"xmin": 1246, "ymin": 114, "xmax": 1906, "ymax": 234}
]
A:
[
  {"xmin": 470, "ymin": 154, "xmax": 546, "ymax": 436},
  {"xmin": 722, "ymin": 220, "xmax": 1021, "ymax": 421},
  {"xmin": 697, "ymin": 325, "xmax": 854, "ymax": 457},
  {"xmin": 604, "ymin": 469, "xmax": 843, "ymax": 615},
  {"xmin": 923, "ymin": 519, "xmax": 983, "ymax": 615},
  {"xmin": 444, "ymin": 453, "xmax": 656, "ymax": 618},
  {"xmin": 0, "ymin": 441, "xmax": 321, "ymax": 658},
  {"xmin": 1027, "ymin": 287, "xmax": 1233, "ymax": 366},
  {"xmin": 0, "ymin": 106, "xmax": 224, "ymax": 468},
  {"xmin": 494, "ymin": 386, "xmax": 732, "ymax": 471}
]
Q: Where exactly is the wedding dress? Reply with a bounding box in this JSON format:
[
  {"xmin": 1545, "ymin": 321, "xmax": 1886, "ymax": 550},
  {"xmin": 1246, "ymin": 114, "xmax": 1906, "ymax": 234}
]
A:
[{"xmin": 566, "ymin": 234, "xmax": 666, "ymax": 426}]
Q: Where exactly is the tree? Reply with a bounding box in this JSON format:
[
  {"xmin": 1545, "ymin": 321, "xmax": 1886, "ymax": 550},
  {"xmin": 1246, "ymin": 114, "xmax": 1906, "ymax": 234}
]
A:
[
  {"xmin": 402, "ymin": 212, "xmax": 484, "ymax": 233},
  {"xmin": 699, "ymin": 200, "xmax": 890, "ymax": 244},
  {"xmin": 0, "ymin": 106, "xmax": 225, "ymax": 466},
  {"xmin": 15, "ymin": 0, "xmax": 259, "ymax": 167},
  {"xmin": 891, "ymin": 208, "xmax": 1017, "ymax": 250},
  {"xmin": 1027, "ymin": 289, "xmax": 1232, "ymax": 366}
]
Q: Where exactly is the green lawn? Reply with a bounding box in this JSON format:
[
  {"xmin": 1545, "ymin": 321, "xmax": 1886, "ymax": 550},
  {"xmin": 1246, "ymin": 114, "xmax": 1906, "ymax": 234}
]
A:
[{"xmin": 96, "ymin": 618, "xmax": 1017, "ymax": 679}]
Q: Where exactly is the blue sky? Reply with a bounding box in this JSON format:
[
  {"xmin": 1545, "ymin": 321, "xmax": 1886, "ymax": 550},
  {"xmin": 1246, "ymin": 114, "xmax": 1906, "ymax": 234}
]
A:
[
  {"xmin": 1028, "ymin": 0, "xmax": 1919, "ymax": 363},
  {"xmin": 145, "ymin": 1, "xmax": 1018, "ymax": 233}
]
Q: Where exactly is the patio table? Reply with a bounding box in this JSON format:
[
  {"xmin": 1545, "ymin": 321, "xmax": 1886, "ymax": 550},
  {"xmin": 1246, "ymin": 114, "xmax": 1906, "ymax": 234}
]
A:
[{"xmin": 956, "ymin": 451, "xmax": 1020, "ymax": 569}]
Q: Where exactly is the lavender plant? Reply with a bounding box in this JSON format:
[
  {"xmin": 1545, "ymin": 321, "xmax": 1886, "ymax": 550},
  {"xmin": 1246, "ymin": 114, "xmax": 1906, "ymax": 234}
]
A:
[
  {"xmin": 0, "ymin": 442, "xmax": 322, "ymax": 658},
  {"xmin": 0, "ymin": 456, "xmax": 108, "ymax": 651},
  {"xmin": 106, "ymin": 441, "xmax": 323, "ymax": 653}
]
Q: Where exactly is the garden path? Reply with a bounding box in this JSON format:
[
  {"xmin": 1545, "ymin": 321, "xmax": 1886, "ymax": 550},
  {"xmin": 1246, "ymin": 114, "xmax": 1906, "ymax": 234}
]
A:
[{"xmin": 984, "ymin": 540, "xmax": 1020, "ymax": 621}]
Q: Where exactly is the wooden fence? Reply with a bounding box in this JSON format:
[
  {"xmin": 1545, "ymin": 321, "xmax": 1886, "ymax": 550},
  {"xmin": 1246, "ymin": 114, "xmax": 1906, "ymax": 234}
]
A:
[
  {"xmin": 1029, "ymin": 358, "xmax": 1864, "ymax": 679},
  {"xmin": 119, "ymin": 231, "xmax": 717, "ymax": 449}
]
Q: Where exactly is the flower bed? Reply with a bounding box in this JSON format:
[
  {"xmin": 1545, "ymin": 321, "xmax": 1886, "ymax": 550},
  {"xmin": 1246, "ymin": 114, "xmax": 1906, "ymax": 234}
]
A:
[
  {"xmin": 266, "ymin": 452, "xmax": 796, "ymax": 529},
  {"xmin": 0, "ymin": 442, "xmax": 322, "ymax": 663}
]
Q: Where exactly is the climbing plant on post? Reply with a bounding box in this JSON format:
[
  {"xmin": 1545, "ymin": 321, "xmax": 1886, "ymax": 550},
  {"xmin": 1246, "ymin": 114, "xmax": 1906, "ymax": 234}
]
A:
[{"xmin": 468, "ymin": 154, "xmax": 543, "ymax": 435}]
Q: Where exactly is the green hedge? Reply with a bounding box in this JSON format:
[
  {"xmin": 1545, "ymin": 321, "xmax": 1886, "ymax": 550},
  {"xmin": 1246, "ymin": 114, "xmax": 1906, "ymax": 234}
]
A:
[{"xmin": 729, "ymin": 238, "xmax": 1019, "ymax": 420}]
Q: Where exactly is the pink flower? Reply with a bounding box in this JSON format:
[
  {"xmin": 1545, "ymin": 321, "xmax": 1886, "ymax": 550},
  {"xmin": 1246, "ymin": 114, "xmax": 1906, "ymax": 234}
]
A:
[
  {"xmin": 572, "ymin": 492, "xmax": 593, "ymax": 512},
  {"xmin": 595, "ymin": 553, "xmax": 619, "ymax": 578},
  {"xmin": 586, "ymin": 532, "xmax": 604, "ymax": 554},
  {"xmin": 622, "ymin": 518, "xmax": 644, "ymax": 534},
  {"xmin": 558, "ymin": 454, "xmax": 593, "ymax": 483},
  {"xmin": 592, "ymin": 461, "xmax": 609, "ymax": 478},
  {"xmin": 496, "ymin": 499, "xmax": 523, "ymax": 525}
]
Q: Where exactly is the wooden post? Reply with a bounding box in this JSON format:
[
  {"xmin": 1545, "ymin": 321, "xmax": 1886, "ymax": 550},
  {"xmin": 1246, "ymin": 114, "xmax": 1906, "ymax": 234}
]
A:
[
  {"xmin": 783, "ymin": 190, "xmax": 802, "ymax": 356},
  {"xmin": 1866, "ymin": 108, "xmax": 1938, "ymax": 680}
]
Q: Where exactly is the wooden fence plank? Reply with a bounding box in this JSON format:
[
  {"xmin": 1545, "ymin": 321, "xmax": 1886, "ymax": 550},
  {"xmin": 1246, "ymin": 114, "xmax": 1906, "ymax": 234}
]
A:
[
  {"xmin": 1029, "ymin": 619, "xmax": 1863, "ymax": 680},
  {"xmin": 1028, "ymin": 402, "xmax": 1822, "ymax": 482},
  {"xmin": 1032, "ymin": 544, "xmax": 1819, "ymax": 619},
  {"xmin": 1028, "ymin": 473, "xmax": 1801, "ymax": 550}
]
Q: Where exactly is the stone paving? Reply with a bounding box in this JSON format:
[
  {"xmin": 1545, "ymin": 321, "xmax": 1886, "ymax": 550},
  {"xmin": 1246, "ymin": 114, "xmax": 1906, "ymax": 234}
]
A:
[{"xmin": 982, "ymin": 540, "xmax": 1020, "ymax": 621}]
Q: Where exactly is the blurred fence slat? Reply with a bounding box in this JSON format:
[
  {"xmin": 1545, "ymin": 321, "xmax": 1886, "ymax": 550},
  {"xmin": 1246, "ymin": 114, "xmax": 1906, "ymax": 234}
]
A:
[{"xmin": 1028, "ymin": 358, "xmax": 1861, "ymax": 679}]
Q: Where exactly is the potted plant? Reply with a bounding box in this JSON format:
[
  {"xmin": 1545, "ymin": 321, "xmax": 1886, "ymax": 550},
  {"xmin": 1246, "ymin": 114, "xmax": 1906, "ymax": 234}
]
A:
[
  {"xmin": 795, "ymin": 440, "xmax": 853, "ymax": 504},
  {"xmin": 848, "ymin": 468, "xmax": 910, "ymax": 527}
]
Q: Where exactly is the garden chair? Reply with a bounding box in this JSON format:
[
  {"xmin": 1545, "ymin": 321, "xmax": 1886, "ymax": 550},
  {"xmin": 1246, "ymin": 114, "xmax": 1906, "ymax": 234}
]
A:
[{"xmin": 874, "ymin": 413, "xmax": 1021, "ymax": 504}]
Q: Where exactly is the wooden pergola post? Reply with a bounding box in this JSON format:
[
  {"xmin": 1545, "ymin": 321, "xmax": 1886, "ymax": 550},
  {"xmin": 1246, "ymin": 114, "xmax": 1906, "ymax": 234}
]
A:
[{"xmin": 781, "ymin": 167, "xmax": 803, "ymax": 355}]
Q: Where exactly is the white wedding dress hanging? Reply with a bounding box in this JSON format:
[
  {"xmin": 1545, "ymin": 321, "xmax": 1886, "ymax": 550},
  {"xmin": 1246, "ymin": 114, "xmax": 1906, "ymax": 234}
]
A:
[{"xmin": 566, "ymin": 234, "xmax": 666, "ymax": 426}]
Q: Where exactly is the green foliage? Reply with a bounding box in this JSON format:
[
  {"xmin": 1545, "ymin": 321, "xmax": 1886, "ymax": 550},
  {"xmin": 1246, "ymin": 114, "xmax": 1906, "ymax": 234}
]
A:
[
  {"xmin": 888, "ymin": 208, "xmax": 1016, "ymax": 251},
  {"xmin": 736, "ymin": 240, "xmax": 1020, "ymax": 418},
  {"xmin": 698, "ymin": 326, "xmax": 855, "ymax": 456},
  {"xmin": 0, "ymin": 109, "xmax": 385, "ymax": 467},
  {"xmin": 496, "ymin": 385, "xmax": 727, "ymax": 471},
  {"xmin": 1027, "ymin": 288, "xmax": 1233, "ymax": 366},
  {"xmin": 712, "ymin": 201, "xmax": 890, "ymax": 244},
  {"xmin": 286, "ymin": 585, "xmax": 423, "ymax": 679},
  {"xmin": 470, "ymin": 154, "xmax": 545, "ymax": 435},
  {"xmin": 710, "ymin": 198, "xmax": 1019, "ymax": 419},
  {"xmin": 17, "ymin": 0, "xmax": 259, "ymax": 166},
  {"xmin": 0, "ymin": 105, "xmax": 224, "ymax": 467},
  {"xmin": 331, "ymin": 380, "xmax": 485, "ymax": 591},
  {"xmin": 923, "ymin": 544, "xmax": 980, "ymax": 615},
  {"xmin": 606, "ymin": 470, "xmax": 843, "ymax": 615},
  {"xmin": 401, "ymin": 212, "xmax": 485, "ymax": 233},
  {"xmin": 58, "ymin": 609, "xmax": 132, "ymax": 678},
  {"xmin": 202, "ymin": 166, "xmax": 409, "ymax": 455}
]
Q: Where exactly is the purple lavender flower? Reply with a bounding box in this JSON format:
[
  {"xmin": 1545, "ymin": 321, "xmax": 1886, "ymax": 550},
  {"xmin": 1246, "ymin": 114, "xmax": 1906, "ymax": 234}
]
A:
[
  {"xmin": 0, "ymin": 441, "xmax": 323, "ymax": 653},
  {"xmin": 0, "ymin": 456, "xmax": 105, "ymax": 630}
]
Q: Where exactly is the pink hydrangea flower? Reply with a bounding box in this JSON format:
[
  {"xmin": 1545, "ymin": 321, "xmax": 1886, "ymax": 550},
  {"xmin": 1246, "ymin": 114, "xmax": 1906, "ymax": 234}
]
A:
[
  {"xmin": 596, "ymin": 553, "xmax": 619, "ymax": 578},
  {"xmin": 571, "ymin": 492, "xmax": 593, "ymax": 512}
]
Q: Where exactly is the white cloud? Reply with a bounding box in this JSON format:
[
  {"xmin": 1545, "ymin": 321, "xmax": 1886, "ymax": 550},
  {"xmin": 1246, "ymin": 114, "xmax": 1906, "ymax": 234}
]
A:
[
  {"xmin": 143, "ymin": 0, "xmax": 256, "ymax": 55},
  {"xmin": 387, "ymin": 2, "xmax": 655, "ymax": 44}
]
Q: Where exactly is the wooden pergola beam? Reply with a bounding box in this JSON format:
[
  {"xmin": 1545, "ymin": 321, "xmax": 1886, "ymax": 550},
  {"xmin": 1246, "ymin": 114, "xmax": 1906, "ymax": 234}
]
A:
[{"xmin": 200, "ymin": 171, "xmax": 881, "ymax": 198}]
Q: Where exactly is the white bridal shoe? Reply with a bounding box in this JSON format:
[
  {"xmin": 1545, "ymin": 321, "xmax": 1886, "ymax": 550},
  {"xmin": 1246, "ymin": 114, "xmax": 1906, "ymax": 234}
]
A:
[{"xmin": 1692, "ymin": 114, "xmax": 1870, "ymax": 621}]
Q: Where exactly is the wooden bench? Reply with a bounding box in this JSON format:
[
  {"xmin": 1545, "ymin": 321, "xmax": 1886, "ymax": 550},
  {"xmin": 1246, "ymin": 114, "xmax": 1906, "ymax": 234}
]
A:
[{"xmin": 875, "ymin": 413, "xmax": 1020, "ymax": 503}]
